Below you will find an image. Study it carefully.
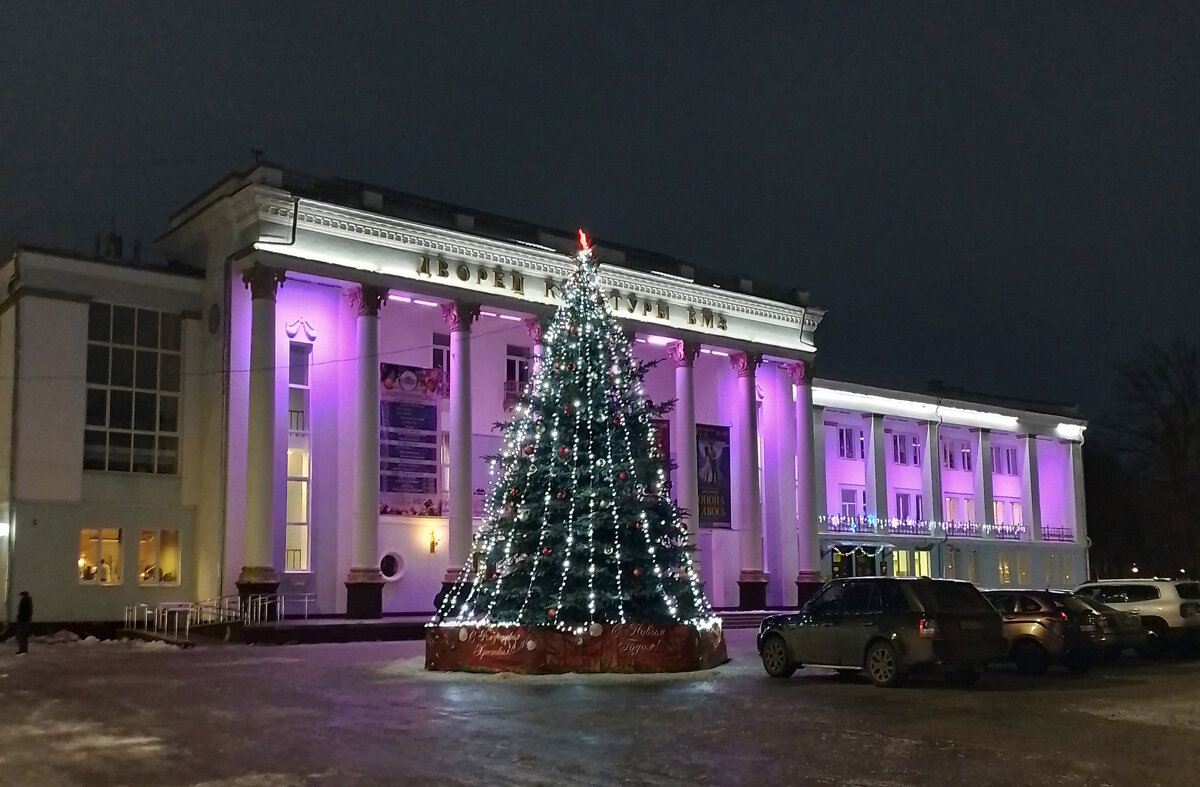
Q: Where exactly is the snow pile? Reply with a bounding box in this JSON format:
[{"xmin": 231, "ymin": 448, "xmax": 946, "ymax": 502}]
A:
[{"xmin": 31, "ymin": 629, "xmax": 82, "ymax": 645}]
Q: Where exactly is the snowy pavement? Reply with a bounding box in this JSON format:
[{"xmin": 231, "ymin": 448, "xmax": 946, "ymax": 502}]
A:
[{"xmin": 0, "ymin": 629, "xmax": 1198, "ymax": 786}]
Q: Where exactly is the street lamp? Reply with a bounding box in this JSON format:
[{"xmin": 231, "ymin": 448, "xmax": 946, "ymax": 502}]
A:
[{"xmin": 1131, "ymin": 564, "xmax": 1140, "ymax": 575}]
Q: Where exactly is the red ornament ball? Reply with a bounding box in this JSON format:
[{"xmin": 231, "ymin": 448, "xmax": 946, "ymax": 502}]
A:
[
  {"xmin": 632, "ymin": 568, "xmax": 641, "ymax": 577},
  {"xmin": 568, "ymin": 362, "xmax": 576, "ymax": 371},
  {"xmin": 558, "ymin": 446, "xmax": 568, "ymax": 457},
  {"xmin": 618, "ymin": 471, "xmax": 627, "ymax": 480},
  {"xmin": 509, "ymin": 487, "xmax": 519, "ymax": 496},
  {"xmin": 548, "ymin": 608, "xmax": 557, "ymax": 617},
  {"xmin": 613, "ymin": 416, "xmax": 622, "ymax": 425},
  {"xmin": 542, "ymin": 547, "xmax": 552, "ymax": 556},
  {"xmin": 523, "ymin": 445, "xmax": 534, "ymax": 456},
  {"xmin": 556, "ymin": 491, "xmax": 567, "ymax": 500},
  {"xmin": 564, "ymin": 405, "xmax": 572, "ymax": 413}
]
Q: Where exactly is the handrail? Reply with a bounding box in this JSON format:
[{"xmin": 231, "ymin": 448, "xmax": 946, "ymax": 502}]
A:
[{"xmin": 125, "ymin": 593, "xmax": 319, "ymax": 638}]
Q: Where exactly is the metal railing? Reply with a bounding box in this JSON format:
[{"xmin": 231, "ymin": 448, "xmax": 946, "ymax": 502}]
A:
[{"xmin": 122, "ymin": 593, "xmax": 317, "ymax": 639}]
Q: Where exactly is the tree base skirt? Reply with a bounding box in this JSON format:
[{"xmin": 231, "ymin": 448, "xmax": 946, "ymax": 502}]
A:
[{"xmin": 425, "ymin": 623, "xmax": 728, "ymax": 674}]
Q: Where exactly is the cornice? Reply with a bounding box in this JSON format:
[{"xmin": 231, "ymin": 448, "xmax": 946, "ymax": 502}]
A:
[{"xmin": 253, "ymin": 188, "xmax": 812, "ymax": 331}]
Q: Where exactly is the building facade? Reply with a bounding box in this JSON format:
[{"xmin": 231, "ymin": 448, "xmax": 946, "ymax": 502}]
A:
[{"xmin": 0, "ymin": 165, "xmax": 1088, "ymax": 623}]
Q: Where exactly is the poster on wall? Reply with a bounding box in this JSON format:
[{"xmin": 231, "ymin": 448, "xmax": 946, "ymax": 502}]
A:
[
  {"xmin": 379, "ymin": 363, "xmax": 445, "ymax": 516},
  {"xmin": 696, "ymin": 424, "xmax": 731, "ymax": 528}
]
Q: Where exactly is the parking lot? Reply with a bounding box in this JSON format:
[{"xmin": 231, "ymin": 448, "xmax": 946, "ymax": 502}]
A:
[{"xmin": 0, "ymin": 628, "xmax": 1197, "ymax": 786}]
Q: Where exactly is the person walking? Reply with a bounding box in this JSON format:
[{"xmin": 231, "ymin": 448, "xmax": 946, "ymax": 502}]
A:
[{"xmin": 13, "ymin": 591, "xmax": 32, "ymax": 655}]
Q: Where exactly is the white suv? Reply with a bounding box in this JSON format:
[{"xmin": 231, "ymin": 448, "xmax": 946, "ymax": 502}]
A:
[{"xmin": 1075, "ymin": 579, "xmax": 1200, "ymax": 657}]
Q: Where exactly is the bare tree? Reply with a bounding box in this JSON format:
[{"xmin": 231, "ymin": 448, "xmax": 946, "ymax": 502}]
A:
[{"xmin": 1106, "ymin": 337, "xmax": 1200, "ymax": 573}]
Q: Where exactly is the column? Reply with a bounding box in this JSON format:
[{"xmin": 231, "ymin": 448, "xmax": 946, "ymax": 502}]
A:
[
  {"xmin": 865, "ymin": 414, "xmax": 888, "ymax": 521},
  {"xmin": 237, "ymin": 264, "xmax": 285, "ymax": 601},
  {"xmin": 920, "ymin": 421, "xmax": 943, "ymax": 528},
  {"xmin": 345, "ymin": 284, "xmax": 388, "ymax": 618},
  {"xmin": 788, "ymin": 362, "xmax": 822, "ymax": 605},
  {"xmin": 441, "ymin": 301, "xmax": 479, "ymax": 594},
  {"xmin": 1019, "ymin": 435, "xmax": 1043, "ymax": 541},
  {"xmin": 973, "ymin": 428, "xmax": 995, "ymax": 534},
  {"xmin": 1067, "ymin": 440, "xmax": 1089, "ymax": 578},
  {"xmin": 667, "ymin": 340, "xmax": 701, "ymax": 547},
  {"xmin": 731, "ymin": 351, "xmax": 767, "ymax": 609}
]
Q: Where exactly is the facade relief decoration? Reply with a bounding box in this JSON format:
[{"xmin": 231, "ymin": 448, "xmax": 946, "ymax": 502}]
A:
[
  {"xmin": 350, "ymin": 284, "xmax": 389, "ymax": 317},
  {"xmin": 440, "ymin": 301, "xmax": 481, "ymax": 333},
  {"xmin": 242, "ymin": 264, "xmax": 286, "ymax": 300},
  {"xmin": 666, "ymin": 340, "xmax": 700, "ymax": 368},
  {"xmin": 285, "ymin": 319, "xmax": 318, "ymax": 341},
  {"xmin": 728, "ymin": 351, "xmax": 762, "ymax": 378}
]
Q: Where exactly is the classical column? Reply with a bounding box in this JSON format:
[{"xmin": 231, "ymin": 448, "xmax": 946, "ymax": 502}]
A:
[
  {"xmin": 668, "ymin": 341, "xmax": 701, "ymax": 540},
  {"xmin": 524, "ymin": 317, "xmax": 545, "ymax": 374},
  {"xmin": 787, "ymin": 362, "xmax": 822, "ymax": 605},
  {"xmin": 921, "ymin": 421, "xmax": 943, "ymax": 529},
  {"xmin": 237, "ymin": 264, "xmax": 285, "ymax": 603},
  {"xmin": 1019, "ymin": 434, "xmax": 1043, "ymax": 541},
  {"xmin": 345, "ymin": 284, "xmax": 388, "ymax": 618},
  {"xmin": 731, "ymin": 351, "xmax": 767, "ymax": 609},
  {"xmin": 441, "ymin": 301, "xmax": 480, "ymax": 596},
  {"xmin": 865, "ymin": 413, "xmax": 888, "ymax": 521},
  {"xmin": 973, "ymin": 428, "xmax": 995, "ymax": 535},
  {"xmin": 1067, "ymin": 440, "xmax": 1089, "ymax": 577}
]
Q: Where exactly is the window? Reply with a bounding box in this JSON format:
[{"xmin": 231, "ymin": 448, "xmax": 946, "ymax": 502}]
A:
[
  {"xmin": 991, "ymin": 445, "xmax": 1018, "ymax": 476},
  {"xmin": 138, "ymin": 530, "xmax": 180, "ymax": 584},
  {"xmin": 944, "ymin": 495, "xmax": 974, "ymax": 522},
  {"xmin": 892, "ymin": 550, "xmax": 910, "ymax": 577},
  {"xmin": 1016, "ymin": 553, "xmax": 1030, "ymax": 585},
  {"xmin": 837, "ymin": 426, "xmax": 864, "ymax": 459},
  {"xmin": 998, "ymin": 554, "xmax": 1012, "ymax": 585},
  {"xmin": 895, "ymin": 491, "xmax": 923, "ymax": 520},
  {"xmin": 843, "ymin": 581, "xmax": 875, "ymax": 613},
  {"xmin": 432, "ymin": 332, "xmax": 450, "ymax": 387},
  {"xmin": 839, "ymin": 486, "xmax": 865, "ymax": 518},
  {"xmin": 1045, "ymin": 554, "xmax": 1057, "ymax": 588},
  {"xmin": 941, "ymin": 438, "xmax": 972, "ymax": 471},
  {"xmin": 286, "ymin": 343, "xmax": 312, "ymax": 572},
  {"xmin": 913, "ymin": 550, "xmax": 932, "ymax": 578},
  {"xmin": 966, "ymin": 551, "xmax": 979, "ymax": 583},
  {"xmin": 84, "ymin": 303, "xmax": 181, "ymax": 473},
  {"xmin": 505, "ymin": 345, "xmax": 532, "ymax": 409},
  {"xmin": 78, "ymin": 528, "xmax": 122, "ymax": 584},
  {"xmin": 890, "ymin": 433, "xmax": 921, "ymax": 466},
  {"xmin": 1061, "ymin": 555, "xmax": 1073, "ymax": 585}
]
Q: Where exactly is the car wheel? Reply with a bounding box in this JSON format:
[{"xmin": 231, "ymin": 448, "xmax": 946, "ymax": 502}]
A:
[
  {"xmin": 760, "ymin": 634, "xmax": 796, "ymax": 678},
  {"xmin": 946, "ymin": 667, "xmax": 982, "ymax": 686},
  {"xmin": 864, "ymin": 641, "xmax": 904, "ymax": 688},
  {"xmin": 1013, "ymin": 641, "xmax": 1050, "ymax": 676},
  {"xmin": 1136, "ymin": 625, "xmax": 1165, "ymax": 659}
]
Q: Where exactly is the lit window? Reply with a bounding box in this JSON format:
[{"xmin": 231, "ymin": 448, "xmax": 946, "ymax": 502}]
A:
[
  {"xmin": 432, "ymin": 332, "xmax": 450, "ymax": 392},
  {"xmin": 998, "ymin": 554, "xmax": 1012, "ymax": 585},
  {"xmin": 913, "ymin": 550, "xmax": 932, "ymax": 578},
  {"xmin": 966, "ymin": 552, "xmax": 979, "ymax": 583},
  {"xmin": 84, "ymin": 303, "xmax": 181, "ymax": 473},
  {"xmin": 892, "ymin": 550, "xmax": 910, "ymax": 577},
  {"xmin": 286, "ymin": 343, "xmax": 312, "ymax": 572},
  {"xmin": 138, "ymin": 530, "xmax": 180, "ymax": 584},
  {"xmin": 78, "ymin": 528, "xmax": 122, "ymax": 584}
]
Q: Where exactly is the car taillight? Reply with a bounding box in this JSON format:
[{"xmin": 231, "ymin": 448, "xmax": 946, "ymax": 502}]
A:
[{"xmin": 919, "ymin": 618, "xmax": 940, "ymax": 639}]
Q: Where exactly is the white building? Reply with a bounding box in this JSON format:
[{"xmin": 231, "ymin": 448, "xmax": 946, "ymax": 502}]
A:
[{"xmin": 0, "ymin": 165, "xmax": 1088, "ymax": 623}]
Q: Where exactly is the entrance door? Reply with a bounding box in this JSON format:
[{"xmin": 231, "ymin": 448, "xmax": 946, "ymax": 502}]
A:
[{"xmin": 832, "ymin": 546, "xmax": 880, "ymax": 579}]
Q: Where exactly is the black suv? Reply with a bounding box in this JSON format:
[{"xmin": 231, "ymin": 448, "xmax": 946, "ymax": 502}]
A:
[{"xmin": 757, "ymin": 577, "xmax": 1007, "ymax": 687}]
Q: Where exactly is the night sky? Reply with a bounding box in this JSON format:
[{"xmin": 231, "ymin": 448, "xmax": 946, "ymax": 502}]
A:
[{"xmin": 3, "ymin": 2, "xmax": 1197, "ymax": 418}]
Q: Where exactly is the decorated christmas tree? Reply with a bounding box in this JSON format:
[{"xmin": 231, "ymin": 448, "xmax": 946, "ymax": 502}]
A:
[{"xmin": 426, "ymin": 231, "xmax": 726, "ymax": 673}]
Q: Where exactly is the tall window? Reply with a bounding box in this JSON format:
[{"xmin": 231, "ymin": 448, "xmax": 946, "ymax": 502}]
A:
[
  {"xmin": 286, "ymin": 343, "xmax": 312, "ymax": 572},
  {"xmin": 138, "ymin": 529, "xmax": 180, "ymax": 584},
  {"xmin": 995, "ymin": 498, "xmax": 1021, "ymax": 526},
  {"xmin": 839, "ymin": 486, "xmax": 864, "ymax": 518},
  {"xmin": 892, "ymin": 550, "xmax": 910, "ymax": 577},
  {"xmin": 895, "ymin": 491, "xmax": 923, "ymax": 520},
  {"xmin": 998, "ymin": 554, "xmax": 1012, "ymax": 585},
  {"xmin": 1044, "ymin": 554, "xmax": 1057, "ymax": 588},
  {"xmin": 1061, "ymin": 554, "xmax": 1073, "ymax": 584},
  {"xmin": 1016, "ymin": 552, "xmax": 1030, "ymax": 585},
  {"xmin": 85, "ymin": 303, "xmax": 181, "ymax": 473},
  {"xmin": 78, "ymin": 528, "xmax": 122, "ymax": 584},
  {"xmin": 837, "ymin": 426, "xmax": 864, "ymax": 459},
  {"xmin": 966, "ymin": 551, "xmax": 979, "ymax": 583},
  {"xmin": 941, "ymin": 438, "xmax": 972, "ymax": 471},
  {"xmin": 913, "ymin": 550, "xmax": 932, "ymax": 577},
  {"xmin": 505, "ymin": 345, "xmax": 532, "ymax": 409},
  {"xmin": 991, "ymin": 445, "xmax": 1018, "ymax": 476},
  {"xmin": 432, "ymin": 332, "xmax": 450, "ymax": 391},
  {"xmin": 944, "ymin": 495, "xmax": 975, "ymax": 522},
  {"xmin": 890, "ymin": 433, "xmax": 920, "ymax": 466}
]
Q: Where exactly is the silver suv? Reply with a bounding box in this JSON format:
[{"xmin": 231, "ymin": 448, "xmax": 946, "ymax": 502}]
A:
[{"xmin": 1074, "ymin": 579, "xmax": 1200, "ymax": 657}]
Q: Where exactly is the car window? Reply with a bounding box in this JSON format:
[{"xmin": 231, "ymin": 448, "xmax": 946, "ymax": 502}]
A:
[
  {"xmin": 843, "ymin": 581, "xmax": 874, "ymax": 613},
  {"xmin": 922, "ymin": 581, "xmax": 994, "ymax": 613},
  {"xmin": 986, "ymin": 594, "xmax": 1015, "ymax": 613},
  {"xmin": 809, "ymin": 582, "xmax": 845, "ymax": 616},
  {"xmin": 1123, "ymin": 585, "xmax": 1161, "ymax": 602},
  {"xmin": 1175, "ymin": 583, "xmax": 1200, "ymax": 600},
  {"xmin": 1092, "ymin": 587, "xmax": 1130, "ymax": 604},
  {"xmin": 1018, "ymin": 596, "xmax": 1044, "ymax": 613},
  {"xmin": 1050, "ymin": 593, "xmax": 1094, "ymax": 613},
  {"xmin": 876, "ymin": 580, "xmax": 911, "ymax": 612}
]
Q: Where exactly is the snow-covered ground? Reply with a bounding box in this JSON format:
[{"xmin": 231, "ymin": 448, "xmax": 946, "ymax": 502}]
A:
[{"xmin": 0, "ymin": 629, "xmax": 1197, "ymax": 786}]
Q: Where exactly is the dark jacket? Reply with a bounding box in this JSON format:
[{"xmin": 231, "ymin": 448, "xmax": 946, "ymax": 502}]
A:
[{"xmin": 16, "ymin": 595, "xmax": 32, "ymax": 624}]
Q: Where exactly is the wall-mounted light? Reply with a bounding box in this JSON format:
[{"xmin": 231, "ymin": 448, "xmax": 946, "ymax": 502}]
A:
[{"xmin": 429, "ymin": 530, "xmax": 442, "ymax": 554}]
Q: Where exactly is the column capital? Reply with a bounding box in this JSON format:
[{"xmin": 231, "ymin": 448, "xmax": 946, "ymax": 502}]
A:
[
  {"xmin": 666, "ymin": 340, "xmax": 700, "ymax": 368},
  {"xmin": 729, "ymin": 351, "xmax": 762, "ymax": 378},
  {"xmin": 524, "ymin": 316, "xmax": 545, "ymax": 343},
  {"xmin": 784, "ymin": 360, "xmax": 812, "ymax": 385},
  {"xmin": 349, "ymin": 284, "xmax": 389, "ymax": 317},
  {"xmin": 441, "ymin": 301, "xmax": 480, "ymax": 333},
  {"xmin": 242, "ymin": 264, "xmax": 285, "ymax": 300}
]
